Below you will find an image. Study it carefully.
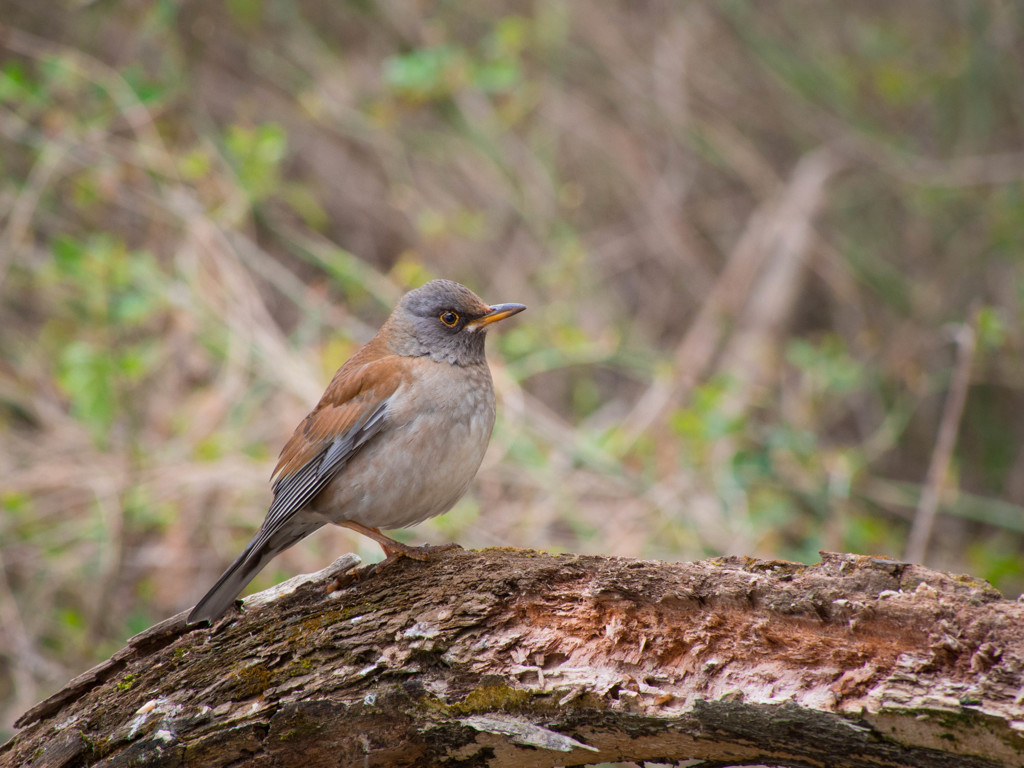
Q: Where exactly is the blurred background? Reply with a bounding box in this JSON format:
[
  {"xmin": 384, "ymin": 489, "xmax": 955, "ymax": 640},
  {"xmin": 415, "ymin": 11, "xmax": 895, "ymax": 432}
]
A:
[{"xmin": 2, "ymin": 0, "xmax": 1024, "ymax": 739}]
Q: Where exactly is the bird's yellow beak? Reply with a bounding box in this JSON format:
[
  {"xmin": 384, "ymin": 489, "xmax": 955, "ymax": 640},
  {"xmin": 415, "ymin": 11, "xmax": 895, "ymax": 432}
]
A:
[{"xmin": 465, "ymin": 303, "xmax": 526, "ymax": 331}]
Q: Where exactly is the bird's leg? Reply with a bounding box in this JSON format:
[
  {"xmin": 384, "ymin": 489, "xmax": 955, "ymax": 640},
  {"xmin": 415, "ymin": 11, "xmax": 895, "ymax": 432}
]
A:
[
  {"xmin": 337, "ymin": 521, "xmax": 462, "ymax": 576},
  {"xmin": 340, "ymin": 521, "xmax": 431, "ymax": 560}
]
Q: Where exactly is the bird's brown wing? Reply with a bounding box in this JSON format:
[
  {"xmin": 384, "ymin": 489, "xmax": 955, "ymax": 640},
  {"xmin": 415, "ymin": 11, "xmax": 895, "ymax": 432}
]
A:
[{"xmin": 257, "ymin": 351, "xmax": 407, "ymax": 543}]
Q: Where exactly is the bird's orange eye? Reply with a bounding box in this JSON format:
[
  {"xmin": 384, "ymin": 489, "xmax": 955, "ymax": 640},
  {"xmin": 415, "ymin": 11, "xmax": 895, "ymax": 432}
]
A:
[{"xmin": 439, "ymin": 311, "xmax": 459, "ymax": 327}]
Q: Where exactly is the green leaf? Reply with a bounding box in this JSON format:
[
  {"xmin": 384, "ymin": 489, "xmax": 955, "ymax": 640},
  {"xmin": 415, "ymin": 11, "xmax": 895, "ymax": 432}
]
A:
[
  {"xmin": 52, "ymin": 235, "xmax": 86, "ymax": 276},
  {"xmin": 57, "ymin": 341, "xmax": 116, "ymax": 444},
  {"xmin": 473, "ymin": 60, "xmax": 520, "ymax": 93},
  {"xmin": 225, "ymin": 122, "xmax": 288, "ymax": 201},
  {"xmin": 976, "ymin": 306, "xmax": 1005, "ymax": 351},
  {"xmin": 0, "ymin": 61, "xmax": 37, "ymax": 103},
  {"xmin": 383, "ymin": 46, "xmax": 465, "ymax": 99}
]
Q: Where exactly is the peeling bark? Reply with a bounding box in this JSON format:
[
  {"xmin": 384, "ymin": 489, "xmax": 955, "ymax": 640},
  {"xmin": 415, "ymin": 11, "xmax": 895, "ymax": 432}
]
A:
[{"xmin": 4, "ymin": 549, "xmax": 1024, "ymax": 767}]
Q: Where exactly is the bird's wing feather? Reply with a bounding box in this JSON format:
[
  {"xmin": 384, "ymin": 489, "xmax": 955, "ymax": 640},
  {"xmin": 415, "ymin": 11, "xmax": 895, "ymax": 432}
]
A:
[{"xmin": 253, "ymin": 352, "xmax": 406, "ymax": 547}]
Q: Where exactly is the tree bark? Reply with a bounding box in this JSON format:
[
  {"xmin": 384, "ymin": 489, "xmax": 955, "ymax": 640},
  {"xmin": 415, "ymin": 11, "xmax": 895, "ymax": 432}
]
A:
[{"xmin": 4, "ymin": 549, "xmax": 1024, "ymax": 767}]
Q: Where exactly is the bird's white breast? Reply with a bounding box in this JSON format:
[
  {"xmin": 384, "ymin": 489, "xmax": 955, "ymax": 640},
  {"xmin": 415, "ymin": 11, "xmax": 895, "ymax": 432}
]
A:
[{"xmin": 308, "ymin": 359, "xmax": 496, "ymax": 531}]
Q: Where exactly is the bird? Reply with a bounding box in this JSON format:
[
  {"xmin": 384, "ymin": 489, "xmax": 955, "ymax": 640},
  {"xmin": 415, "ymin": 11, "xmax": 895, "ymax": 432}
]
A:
[{"xmin": 188, "ymin": 279, "xmax": 525, "ymax": 624}]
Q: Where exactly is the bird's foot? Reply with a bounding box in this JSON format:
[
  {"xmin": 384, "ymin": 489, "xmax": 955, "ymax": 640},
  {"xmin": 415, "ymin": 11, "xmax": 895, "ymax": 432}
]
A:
[
  {"xmin": 379, "ymin": 539, "xmax": 430, "ymax": 561},
  {"xmin": 383, "ymin": 541, "xmax": 462, "ymax": 560},
  {"xmin": 330, "ymin": 520, "xmax": 461, "ymax": 583},
  {"xmin": 338, "ymin": 520, "xmax": 461, "ymax": 562},
  {"xmin": 365, "ymin": 542, "xmax": 462, "ymax": 578}
]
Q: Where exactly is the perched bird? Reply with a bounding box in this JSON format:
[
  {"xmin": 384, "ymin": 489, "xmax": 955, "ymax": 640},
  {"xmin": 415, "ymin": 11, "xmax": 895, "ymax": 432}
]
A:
[{"xmin": 188, "ymin": 280, "xmax": 525, "ymax": 624}]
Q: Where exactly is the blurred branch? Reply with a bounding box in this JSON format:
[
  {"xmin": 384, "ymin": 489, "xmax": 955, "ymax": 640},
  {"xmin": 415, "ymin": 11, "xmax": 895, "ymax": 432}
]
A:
[
  {"xmin": 717, "ymin": 151, "xmax": 843, "ymax": 415},
  {"xmin": 904, "ymin": 318, "xmax": 978, "ymax": 564},
  {"xmin": 168, "ymin": 196, "xmax": 325, "ymax": 404},
  {"xmin": 0, "ymin": 546, "xmax": 63, "ymax": 727},
  {"xmin": 0, "ymin": 142, "xmax": 67, "ymax": 291},
  {"xmin": 621, "ymin": 147, "xmax": 842, "ymax": 446},
  {"xmin": 899, "ymin": 152, "xmax": 1024, "ymax": 188},
  {"xmin": 839, "ymin": 128, "xmax": 1024, "ymax": 188},
  {"xmin": 262, "ymin": 214, "xmax": 403, "ymax": 311},
  {"xmin": 0, "ymin": 24, "xmax": 176, "ymax": 174},
  {"xmin": 865, "ymin": 478, "xmax": 1024, "ymax": 535}
]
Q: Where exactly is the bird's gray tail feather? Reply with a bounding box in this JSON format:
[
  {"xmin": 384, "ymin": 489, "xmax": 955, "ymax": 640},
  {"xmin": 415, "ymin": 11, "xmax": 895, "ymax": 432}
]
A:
[{"xmin": 187, "ymin": 523, "xmax": 322, "ymax": 624}]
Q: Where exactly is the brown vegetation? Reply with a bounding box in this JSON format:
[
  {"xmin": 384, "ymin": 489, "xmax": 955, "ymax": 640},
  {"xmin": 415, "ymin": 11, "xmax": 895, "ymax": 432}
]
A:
[{"xmin": 3, "ymin": 1, "xmax": 1024, "ymax": 744}]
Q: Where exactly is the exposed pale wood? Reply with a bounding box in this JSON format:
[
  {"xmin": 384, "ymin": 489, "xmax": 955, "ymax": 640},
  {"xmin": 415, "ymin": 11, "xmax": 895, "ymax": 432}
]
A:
[{"xmin": 4, "ymin": 549, "xmax": 1024, "ymax": 767}]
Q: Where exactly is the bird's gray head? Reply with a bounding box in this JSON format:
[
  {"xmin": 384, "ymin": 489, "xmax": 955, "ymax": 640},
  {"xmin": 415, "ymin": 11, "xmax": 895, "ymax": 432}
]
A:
[{"xmin": 384, "ymin": 280, "xmax": 525, "ymax": 365}]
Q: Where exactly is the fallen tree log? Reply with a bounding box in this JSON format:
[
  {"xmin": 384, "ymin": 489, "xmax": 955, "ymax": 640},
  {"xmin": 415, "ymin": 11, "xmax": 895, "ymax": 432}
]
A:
[{"xmin": 4, "ymin": 549, "xmax": 1024, "ymax": 767}]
